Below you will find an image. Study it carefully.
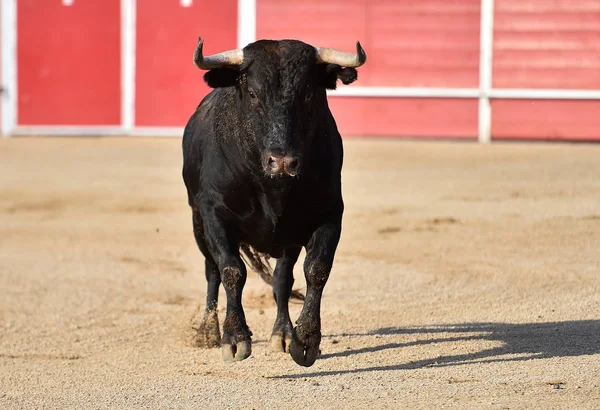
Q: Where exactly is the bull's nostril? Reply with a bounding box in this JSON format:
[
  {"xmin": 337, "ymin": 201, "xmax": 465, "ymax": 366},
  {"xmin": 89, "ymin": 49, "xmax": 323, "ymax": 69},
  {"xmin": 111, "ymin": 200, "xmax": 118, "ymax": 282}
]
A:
[
  {"xmin": 287, "ymin": 158, "xmax": 299, "ymax": 171},
  {"xmin": 268, "ymin": 156, "xmax": 279, "ymax": 170}
]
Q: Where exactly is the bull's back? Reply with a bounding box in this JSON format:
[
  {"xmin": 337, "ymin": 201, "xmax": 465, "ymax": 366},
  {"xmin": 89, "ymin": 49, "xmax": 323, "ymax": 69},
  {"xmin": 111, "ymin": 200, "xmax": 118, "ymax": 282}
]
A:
[{"xmin": 181, "ymin": 90, "xmax": 223, "ymax": 202}]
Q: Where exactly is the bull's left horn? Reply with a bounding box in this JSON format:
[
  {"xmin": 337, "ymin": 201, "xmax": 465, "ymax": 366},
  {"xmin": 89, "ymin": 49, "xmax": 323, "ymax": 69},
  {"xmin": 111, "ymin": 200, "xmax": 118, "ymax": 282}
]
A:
[
  {"xmin": 314, "ymin": 42, "xmax": 367, "ymax": 68},
  {"xmin": 193, "ymin": 37, "xmax": 243, "ymax": 70}
]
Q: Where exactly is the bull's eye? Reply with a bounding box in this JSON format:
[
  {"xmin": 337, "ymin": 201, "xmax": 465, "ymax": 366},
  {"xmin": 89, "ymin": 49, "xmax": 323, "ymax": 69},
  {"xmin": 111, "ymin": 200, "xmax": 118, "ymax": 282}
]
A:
[{"xmin": 248, "ymin": 90, "xmax": 257, "ymax": 99}]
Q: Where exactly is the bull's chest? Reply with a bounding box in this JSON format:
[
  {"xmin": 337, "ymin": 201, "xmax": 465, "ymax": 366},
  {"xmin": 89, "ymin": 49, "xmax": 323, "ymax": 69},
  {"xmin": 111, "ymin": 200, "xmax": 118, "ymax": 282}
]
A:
[{"xmin": 238, "ymin": 190, "xmax": 311, "ymax": 254}]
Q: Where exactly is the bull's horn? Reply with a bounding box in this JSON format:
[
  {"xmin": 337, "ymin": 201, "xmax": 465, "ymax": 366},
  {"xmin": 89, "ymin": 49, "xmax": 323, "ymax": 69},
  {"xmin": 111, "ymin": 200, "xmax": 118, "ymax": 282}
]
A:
[
  {"xmin": 314, "ymin": 41, "xmax": 367, "ymax": 67},
  {"xmin": 193, "ymin": 37, "xmax": 243, "ymax": 70}
]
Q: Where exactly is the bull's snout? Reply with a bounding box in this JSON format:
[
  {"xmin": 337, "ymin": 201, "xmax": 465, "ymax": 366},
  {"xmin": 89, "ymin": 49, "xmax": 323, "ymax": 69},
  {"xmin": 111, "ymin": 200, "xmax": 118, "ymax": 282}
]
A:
[{"xmin": 266, "ymin": 152, "xmax": 300, "ymax": 177}]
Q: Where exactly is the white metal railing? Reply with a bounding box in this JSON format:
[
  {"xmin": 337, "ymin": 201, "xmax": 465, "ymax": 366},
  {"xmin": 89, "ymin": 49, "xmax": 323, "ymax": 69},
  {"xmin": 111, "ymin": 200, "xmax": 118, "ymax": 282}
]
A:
[
  {"xmin": 327, "ymin": 87, "xmax": 480, "ymax": 98},
  {"xmin": 478, "ymin": 0, "xmax": 495, "ymax": 143},
  {"xmin": 121, "ymin": 0, "xmax": 136, "ymax": 133},
  {"xmin": 1, "ymin": 0, "xmax": 17, "ymax": 138},
  {"xmin": 489, "ymin": 89, "xmax": 600, "ymax": 100},
  {"xmin": 327, "ymin": 87, "xmax": 600, "ymax": 100},
  {"xmin": 238, "ymin": 0, "xmax": 256, "ymax": 48}
]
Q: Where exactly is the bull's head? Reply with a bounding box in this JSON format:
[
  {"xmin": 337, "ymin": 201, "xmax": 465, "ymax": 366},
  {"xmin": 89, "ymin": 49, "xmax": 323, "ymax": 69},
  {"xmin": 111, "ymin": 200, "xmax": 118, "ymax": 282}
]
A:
[{"xmin": 193, "ymin": 38, "xmax": 366, "ymax": 177}]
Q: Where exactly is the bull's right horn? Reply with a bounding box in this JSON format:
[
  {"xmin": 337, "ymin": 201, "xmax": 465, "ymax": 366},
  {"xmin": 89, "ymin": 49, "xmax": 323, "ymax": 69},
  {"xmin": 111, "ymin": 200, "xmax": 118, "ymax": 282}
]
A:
[
  {"xmin": 314, "ymin": 41, "xmax": 367, "ymax": 68},
  {"xmin": 193, "ymin": 37, "xmax": 244, "ymax": 70}
]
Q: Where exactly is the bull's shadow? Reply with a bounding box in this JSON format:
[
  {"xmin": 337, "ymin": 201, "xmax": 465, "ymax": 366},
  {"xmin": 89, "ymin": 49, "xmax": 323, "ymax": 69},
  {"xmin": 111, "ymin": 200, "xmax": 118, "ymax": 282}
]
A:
[{"xmin": 269, "ymin": 320, "xmax": 600, "ymax": 378}]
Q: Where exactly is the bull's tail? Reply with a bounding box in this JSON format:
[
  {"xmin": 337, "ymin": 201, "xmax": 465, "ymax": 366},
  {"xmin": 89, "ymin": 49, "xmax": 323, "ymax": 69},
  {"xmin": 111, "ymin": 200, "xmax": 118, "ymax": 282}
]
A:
[{"xmin": 239, "ymin": 243, "xmax": 305, "ymax": 301}]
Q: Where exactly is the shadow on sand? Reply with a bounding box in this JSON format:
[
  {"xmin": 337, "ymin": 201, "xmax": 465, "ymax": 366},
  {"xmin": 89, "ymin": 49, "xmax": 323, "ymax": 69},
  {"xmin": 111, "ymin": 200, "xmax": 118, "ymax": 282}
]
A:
[{"xmin": 269, "ymin": 320, "xmax": 600, "ymax": 379}]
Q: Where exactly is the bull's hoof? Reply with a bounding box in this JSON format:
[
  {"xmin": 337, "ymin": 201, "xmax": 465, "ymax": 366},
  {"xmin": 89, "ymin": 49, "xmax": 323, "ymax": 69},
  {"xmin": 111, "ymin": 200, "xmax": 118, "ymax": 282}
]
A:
[
  {"xmin": 192, "ymin": 310, "xmax": 221, "ymax": 348},
  {"xmin": 221, "ymin": 326, "xmax": 252, "ymax": 362},
  {"xmin": 270, "ymin": 332, "xmax": 293, "ymax": 353},
  {"xmin": 221, "ymin": 340, "xmax": 252, "ymax": 362},
  {"xmin": 289, "ymin": 327, "xmax": 320, "ymax": 367},
  {"xmin": 270, "ymin": 321, "xmax": 294, "ymax": 353},
  {"xmin": 221, "ymin": 313, "xmax": 252, "ymax": 362}
]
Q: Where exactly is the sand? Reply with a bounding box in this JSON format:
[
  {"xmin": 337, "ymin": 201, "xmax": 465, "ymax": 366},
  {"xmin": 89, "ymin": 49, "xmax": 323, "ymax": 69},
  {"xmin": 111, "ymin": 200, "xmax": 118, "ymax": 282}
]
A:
[{"xmin": 1, "ymin": 136, "xmax": 599, "ymax": 409}]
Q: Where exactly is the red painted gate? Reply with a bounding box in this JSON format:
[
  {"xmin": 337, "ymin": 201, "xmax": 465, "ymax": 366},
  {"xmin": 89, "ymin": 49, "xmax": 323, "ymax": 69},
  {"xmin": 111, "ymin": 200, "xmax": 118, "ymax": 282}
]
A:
[
  {"xmin": 135, "ymin": 0, "xmax": 237, "ymax": 127},
  {"xmin": 17, "ymin": 0, "xmax": 121, "ymax": 126}
]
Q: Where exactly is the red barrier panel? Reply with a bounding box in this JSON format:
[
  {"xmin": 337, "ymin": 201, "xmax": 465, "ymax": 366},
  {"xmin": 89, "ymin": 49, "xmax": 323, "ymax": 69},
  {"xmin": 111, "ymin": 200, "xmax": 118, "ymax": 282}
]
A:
[
  {"xmin": 492, "ymin": 99, "xmax": 600, "ymax": 141},
  {"xmin": 17, "ymin": 0, "xmax": 121, "ymax": 125},
  {"xmin": 7, "ymin": 0, "xmax": 600, "ymax": 140},
  {"xmin": 135, "ymin": 0, "xmax": 237, "ymax": 127},
  {"xmin": 493, "ymin": 0, "xmax": 600, "ymax": 90},
  {"xmin": 0, "ymin": 4, "xmax": 3, "ymax": 132},
  {"xmin": 491, "ymin": 0, "xmax": 600, "ymax": 140},
  {"xmin": 329, "ymin": 97, "xmax": 478, "ymax": 138},
  {"xmin": 257, "ymin": 0, "xmax": 481, "ymax": 138}
]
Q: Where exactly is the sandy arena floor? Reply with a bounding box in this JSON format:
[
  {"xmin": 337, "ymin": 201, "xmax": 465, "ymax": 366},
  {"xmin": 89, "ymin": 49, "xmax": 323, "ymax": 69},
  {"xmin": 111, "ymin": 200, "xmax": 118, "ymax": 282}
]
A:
[{"xmin": 1, "ymin": 137, "xmax": 599, "ymax": 409}]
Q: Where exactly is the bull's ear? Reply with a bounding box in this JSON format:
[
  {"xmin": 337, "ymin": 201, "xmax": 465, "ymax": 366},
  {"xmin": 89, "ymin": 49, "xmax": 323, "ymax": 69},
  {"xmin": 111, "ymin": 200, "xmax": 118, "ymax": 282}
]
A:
[
  {"xmin": 337, "ymin": 67, "xmax": 358, "ymax": 85},
  {"xmin": 318, "ymin": 65, "xmax": 359, "ymax": 90},
  {"xmin": 203, "ymin": 67, "xmax": 239, "ymax": 88}
]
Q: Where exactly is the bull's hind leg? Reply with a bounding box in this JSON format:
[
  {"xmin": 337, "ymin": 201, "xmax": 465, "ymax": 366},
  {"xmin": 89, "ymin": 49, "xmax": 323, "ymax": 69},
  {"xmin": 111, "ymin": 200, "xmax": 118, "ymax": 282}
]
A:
[
  {"xmin": 270, "ymin": 246, "xmax": 301, "ymax": 353},
  {"xmin": 192, "ymin": 216, "xmax": 221, "ymax": 348},
  {"xmin": 193, "ymin": 258, "xmax": 222, "ymax": 347},
  {"xmin": 290, "ymin": 218, "xmax": 341, "ymax": 367}
]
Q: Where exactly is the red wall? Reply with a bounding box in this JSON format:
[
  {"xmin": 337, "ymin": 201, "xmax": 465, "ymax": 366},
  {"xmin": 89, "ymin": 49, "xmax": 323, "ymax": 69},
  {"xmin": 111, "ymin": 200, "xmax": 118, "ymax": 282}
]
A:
[
  {"xmin": 329, "ymin": 98, "xmax": 479, "ymax": 138},
  {"xmin": 17, "ymin": 0, "xmax": 121, "ymax": 125},
  {"xmin": 491, "ymin": 0, "xmax": 600, "ymax": 140},
  {"xmin": 257, "ymin": 0, "xmax": 481, "ymax": 138},
  {"xmin": 135, "ymin": 0, "xmax": 237, "ymax": 127},
  {"xmin": 0, "ymin": 3, "xmax": 3, "ymax": 133},
  {"xmin": 13, "ymin": 0, "xmax": 236, "ymax": 129},
  {"xmin": 8, "ymin": 0, "xmax": 600, "ymax": 140},
  {"xmin": 492, "ymin": 99, "xmax": 600, "ymax": 141}
]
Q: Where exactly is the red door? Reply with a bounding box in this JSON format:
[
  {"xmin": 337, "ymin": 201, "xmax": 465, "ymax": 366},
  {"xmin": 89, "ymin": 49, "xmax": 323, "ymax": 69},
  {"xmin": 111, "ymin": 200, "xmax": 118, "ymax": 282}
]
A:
[
  {"xmin": 17, "ymin": 0, "xmax": 121, "ymax": 126},
  {"xmin": 135, "ymin": 0, "xmax": 237, "ymax": 127}
]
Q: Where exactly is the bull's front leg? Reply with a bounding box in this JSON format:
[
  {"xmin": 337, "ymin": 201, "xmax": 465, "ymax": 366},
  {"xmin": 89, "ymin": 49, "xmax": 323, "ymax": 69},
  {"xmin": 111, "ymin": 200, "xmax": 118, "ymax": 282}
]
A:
[
  {"xmin": 203, "ymin": 211, "xmax": 252, "ymax": 362},
  {"xmin": 271, "ymin": 246, "xmax": 301, "ymax": 353},
  {"xmin": 290, "ymin": 217, "xmax": 341, "ymax": 367}
]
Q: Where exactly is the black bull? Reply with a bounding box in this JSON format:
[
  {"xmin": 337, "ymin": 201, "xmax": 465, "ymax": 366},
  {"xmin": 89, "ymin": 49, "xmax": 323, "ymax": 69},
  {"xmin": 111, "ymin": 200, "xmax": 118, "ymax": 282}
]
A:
[{"xmin": 182, "ymin": 38, "xmax": 366, "ymax": 367}]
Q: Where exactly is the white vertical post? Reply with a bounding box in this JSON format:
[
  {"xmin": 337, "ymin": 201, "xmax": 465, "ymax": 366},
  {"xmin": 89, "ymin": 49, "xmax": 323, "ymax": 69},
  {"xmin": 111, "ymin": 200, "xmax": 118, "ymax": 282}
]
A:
[
  {"xmin": 1, "ymin": 0, "xmax": 17, "ymax": 137},
  {"xmin": 121, "ymin": 0, "xmax": 136, "ymax": 133},
  {"xmin": 478, "ymin": 0, "xmax": 494, "ymax": 143},
  {"xmin": 237, "ymin": 0, "xmax": 256, "ymax": 48}
]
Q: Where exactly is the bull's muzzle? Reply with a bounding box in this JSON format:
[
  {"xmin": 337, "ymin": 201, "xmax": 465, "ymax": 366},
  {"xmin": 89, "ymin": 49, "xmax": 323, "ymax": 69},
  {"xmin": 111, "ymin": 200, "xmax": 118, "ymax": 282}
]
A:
[{"xmin": 266, "ymin": 152, "xmax": 300, "ymax": 177}]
